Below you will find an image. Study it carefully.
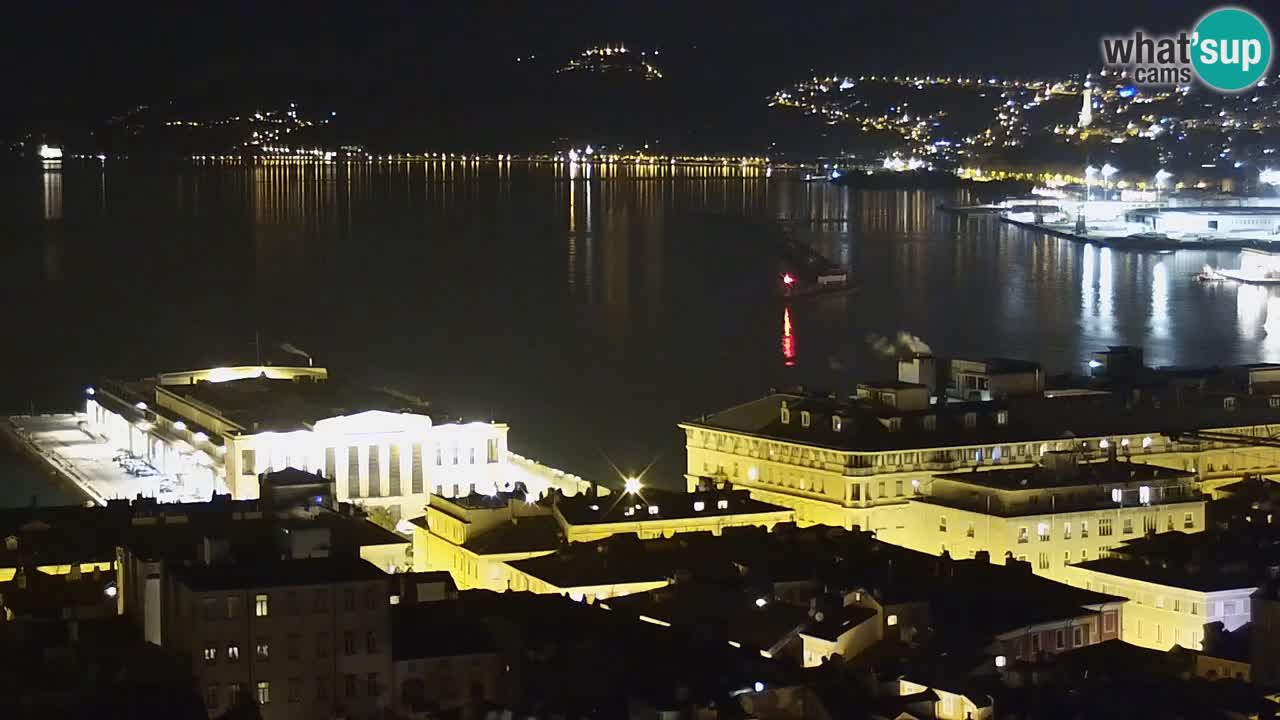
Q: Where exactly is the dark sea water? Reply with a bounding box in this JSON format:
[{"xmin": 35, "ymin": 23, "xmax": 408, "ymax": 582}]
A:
[{"xmin": 0, "ymin": 158, "xmax": 1273, "ymax": 506}]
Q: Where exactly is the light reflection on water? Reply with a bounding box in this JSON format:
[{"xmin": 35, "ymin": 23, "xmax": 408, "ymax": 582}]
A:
[{"xmin": 0, "ymin": 159, "xmax": 1272, "ymax": 499}]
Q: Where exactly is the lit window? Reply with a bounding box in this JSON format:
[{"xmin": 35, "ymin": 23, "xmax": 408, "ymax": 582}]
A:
[
  {"xmin": 886, "ymin": 614, "xmax": 898, "ymax": 626},
  {"xmin": 996, "ymin": 410, "xmax": 1008, "ymax": 426},
  {"xmin": 1138, "ymin": 486, "xmax": 1151, "ymax": 505},
  {"xmin": 1063, "ymin": 522, "xmax": 1072, "ymax": 540},
  {"xmin": 1184, "ymin": 512, "xmax": 1194, "ymax": 529},
  {"xmin": 227, "ymin": 644, "xmax": 240, "ymax": 662},
  {"xmin": 1111, "ymin": 488, "xmax": 1123, "ymax": 503},
  {"xmin": 1142, "ymin": 436, "xmax": 1153, "ymax": 449},
  {"xmin": 693, "ymin": 501, "xmax": 706, "ymax": 512},
  {"xmin": 801, "ymin": 411, "xmax": 811, "ymax": 427},
  {"xmin": 203, "ymin": 644, "xmax": 217, "ymax": 664},
  {"xmin": 647, "ymin": 505, "xmax": 660, "ymax": 515},
  {"xmin": 256, "ymin": 681, "xmax": 271, "ymax": 705},
  {"xmin": 995, "ymin": 655, "xmax": 1007, "ymax": 668},
  {"xmin": 1038, "ymin": 523, "xmax": 1050, "ymax": 542},
  {"xmin": 717, "ymin": 499, "xmax": 729, "ymax": 510},
  {"xmin": 1039, "ymin": 444, "xmax": 1048, "ymax": 456},
  {"xmin": 256, "ymin": 641, "xmax": 270, "ymax": 661},
  {"xmin": 1017, "ymin": 527, "xmax": 1029, "ymax": 544},
  {"xmin": 255, "ymin": 593, "xmax": 269, "ymax": 617}
]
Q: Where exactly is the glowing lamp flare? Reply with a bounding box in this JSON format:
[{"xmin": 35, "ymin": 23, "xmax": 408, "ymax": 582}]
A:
[
  {"xmin": 781, "ymin": 273, "xmax": 795, "ymax": 286},
  {"xmin": 623, "ymin": 477, "xmax": 642, "ymax": 494}
]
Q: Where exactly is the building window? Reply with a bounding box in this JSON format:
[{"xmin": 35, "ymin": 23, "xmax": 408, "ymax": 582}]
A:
[
  {"xmin": 1081, "ymin": 548, "xmax": 1088, "ymax": 561},
  {"xmin": 963, "ymin": 412, "xmax": 977, "ymax": 429},
  {"xmin": 800, "ymin": 411, "xmax": 811, "ymax": 427},
  {"xmin": 1032, "ymin": 634, "xmax": 1041, "ymax": 653},
  {"xmin": 1064, "ymin": 551, "xmax": 1071, "ymax": 565},
  {"xmin": 894, "ymin": 479, "xmax": 903, "ymax": 496},
  {"xmin": 368, "ymin": 672, "xmax": 380, "ymax": 697},
  {"xmin": 1063, "ymin": 522, "xmax": 1072, "ymax": 540},
  {"xmin": 285, "ymin": 591, "xmax": 299, "ymax": 616},
  {"xmin": 202, "ymin": 597, "xmax": 218, "ymax": 621},
  {"xmin": 1103, "ymin": 613, "xmax": 1115, "ymax": 632},
  {"xmin": 255, "ymin": 593, "xmax": 269, "ymax": 617},
  {"xmin": 1055, "ymin": 629, "xmax": 1065, "ymax": 650},
  {"xmin": 1184, "ymin": 512, "xmax": 1194, "ymax": 529},
  {"xmin": 1138, "ymin": 486, "xmax": 1152, "ymax": 505},
  {"xmin": 1017, "ymin": 527, "xmax": 1029, "ymax": 544},
  {"xmin": 242, "ymin": 449, "xmax": 256, "ymax": 475},
  {"xmin": 886, "ymin": 614, "xmax": 898, "ymax": 626},
  {"xmin": 997, "ymin": 410, "xmax": 1008, "ymax": 426},
  {"xmin": 832, "ymin": 415, "xmax": 843, "ymax": 432},
  {"xmin": 203, "ymin": 644, "xmax": 217, "ymax": 664},
  {"xmin": 1122, "ymin": 518, "xmax": 1133, "ymax": 534},
  {"xmin": 1191, "ymin": 602, "xmax": 1200, "ymax": 616},
  {"xmin": 347, "ymin": 446, "xmax": 361, "ymax": 498},
  {"xmin": 923, "ymin": 415, "xmax": 937, "ymax": 431},
  {"xmin": 1081, "ymin": 520, "xmax": 1089, "ymax": 538},
  {"xmin": 1173, "ymin": 598, "xmax": 1181, "ymax": 612},
  {"xmin": 1099, "ymin": 518, "xmax": 1113, "ymax": 536},
  {"xmin": 1038, "ymin": 523, "xmax": 1050, "ymax": 542},
  {"xmin": 288, "ymin": 677, "xmax": 302, "ymax": 703},
  {"xmin": 1166, "ymin": 514, "xmax": 1174, "ymax": 531},
  {"xmin": 344, "ymin": 631, "xmax": 356, "ymax": 656},
  {"xmin": 1038, "ymin": 553, "xmax": 1049, "ymax": 570},
  {"xmin": 205, "ymin": 683, "xmax": 219, "ymax": 709},
  {"xmin": 365, "ymin": 586, "xmax": 378, "ymax": 610},
  {"xmin": 717, "ymin": 499, "xmax": 729, "ymax": 510},
  {"xmin": 317, "ymin": 632, "xmax": 329, "ymax": 658},
  {"xmin": 287, "ymin": 633, "xmax": 300, "ymax": 660},
  {"xmin": 344, "ymin": 674, "xmax": 358, "ymax": 698},
  {"xmin": 939, "ymin": 516, "xmax": 947, "ymax": 533},
  {"xmin": 366, "ymin": 631, "xmax": 377, "ymax": 653},
  {"xmin": 1073, "ymin": 627, "xmax": 1083, "ymax": 646},
  {"xmin": 344, "ymin": 588, "xmax": 356, "ymax": 611},
  {"xmin": 227, "ymin": 683, "xmax": 242, "ymax": 706},
  {"xmin": 877, "ymin": 481, "xmax": 886, "ymax": 498},
  {"xmin": 966, "ymin": 522, "xmax": 975, "ymax": 538},
  {"xmin": 256, "ymin": 681, "xmax": 270, "ymax": 705},
  {"xmin": 314, "ymin": 589, "xmax": 328, "ymax": 612},
  {"xmin": 256, "ymin": 640, "xmax": 270, "ymax": 661},
  {"xmin": 317, "ymin": 677, "xmax": 330, "ymax": 702},
  {"xmin": 227, "ymin": 644, "xmax": 240, "ymax": 663}
]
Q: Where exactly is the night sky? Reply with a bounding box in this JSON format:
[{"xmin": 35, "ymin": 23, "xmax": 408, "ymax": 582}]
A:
[{"xmin": 5, "ymin": 1, "xmax": 1278, "ymax": 137}]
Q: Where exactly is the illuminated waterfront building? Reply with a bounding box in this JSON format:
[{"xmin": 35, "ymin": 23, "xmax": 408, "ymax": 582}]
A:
[
  {"xmin": 681, "ymin": 352, "xmax": 1280, "ymax": 552},
  {"xmin": 85, "ymin": 365, "xmax": 590, "ymax": 518}
]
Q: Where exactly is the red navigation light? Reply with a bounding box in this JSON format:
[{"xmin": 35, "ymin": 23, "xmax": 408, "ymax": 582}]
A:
[{"xmin": 781, "ymin": 273, "xmax": 795, "ymax": 286}]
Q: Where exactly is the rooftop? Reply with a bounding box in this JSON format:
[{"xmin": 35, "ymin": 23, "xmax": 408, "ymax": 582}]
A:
[
  {"xmin": 170, "ymin": 556, "xmax": 387, "ymax": 591},
  {"xmin": 555, "ymin": 488, "xmax": 791, "ymax": 527},
  {"xmin": 461, "ymin": 514, "xmax": 562, "ymax": 556},
  {"xmin": 685, "ymin": 381, "xmax": 1280, "ymax": 452},
  {"xmin": 933, "ymin": 457, "xmax": 1194, "ymax": 492},
  {"xmin": 158, "ymin": 375, "xmax": 430, "ymax": 433}
]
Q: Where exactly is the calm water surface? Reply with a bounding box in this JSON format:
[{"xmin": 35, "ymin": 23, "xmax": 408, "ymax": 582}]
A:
[{"xmin": 1, "ymin": 159, "xmax": 1275, "ymax": 505}]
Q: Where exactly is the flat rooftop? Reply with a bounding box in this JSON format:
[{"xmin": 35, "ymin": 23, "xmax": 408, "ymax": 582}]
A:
[
  {"xmin": 933, "ymin": 458, "xmax": 1194, "ymax": 492},
  {"xmin": 160, "ymin": 375, "xmax": 428, "ymax": 432},
  {"xmin": 556, "ymin": 488, "xmax": 791, "ymax": 526}
]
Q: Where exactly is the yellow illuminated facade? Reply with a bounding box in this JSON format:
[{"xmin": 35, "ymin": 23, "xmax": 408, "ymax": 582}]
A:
[
  {"xmin": 682, "ymin": 404, "xmax": 1280, "ymax": 536},
  {"xmin": 412, "ymin": 489, "xmax": 793, "ymax": 599},
  {"xmin": 1060, "ymin": 565, "xmax": 1254, "ymax": 651}
]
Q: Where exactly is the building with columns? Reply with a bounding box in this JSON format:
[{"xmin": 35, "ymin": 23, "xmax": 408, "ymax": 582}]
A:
[{"xmin": 86, "ymin": 366, "xmax": 589, "ymax": 521}]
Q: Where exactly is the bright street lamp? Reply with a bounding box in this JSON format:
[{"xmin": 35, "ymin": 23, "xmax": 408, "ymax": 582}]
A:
[{"xmin": 623, "ymin": 477, "xmax": 642, "ymax": 494}]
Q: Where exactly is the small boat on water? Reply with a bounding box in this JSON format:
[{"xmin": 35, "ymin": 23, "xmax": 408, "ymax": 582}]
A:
[{"xmin": 1194, "ymin": 267, "xmax": 1226, "ymax": 283}]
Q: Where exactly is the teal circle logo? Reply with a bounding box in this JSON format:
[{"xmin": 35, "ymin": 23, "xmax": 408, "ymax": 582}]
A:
[{"xmin": 1192, "ymin": 7, "xmax": 1272, "ymax": 92}]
